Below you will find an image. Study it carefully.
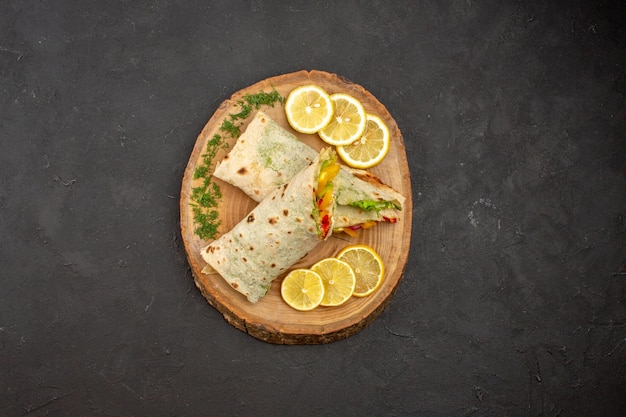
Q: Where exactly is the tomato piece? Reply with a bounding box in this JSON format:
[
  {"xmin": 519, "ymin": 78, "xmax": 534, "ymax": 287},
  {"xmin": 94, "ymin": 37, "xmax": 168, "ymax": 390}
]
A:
[{"xmin": 320, "ymin": 214, "xmax": 331, "ymax": 238}]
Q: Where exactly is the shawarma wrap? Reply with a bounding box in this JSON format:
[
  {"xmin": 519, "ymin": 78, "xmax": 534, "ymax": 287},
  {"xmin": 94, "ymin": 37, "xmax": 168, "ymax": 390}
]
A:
[
  {"xmin": 200, "ymin": 148, "xmax": 339, "ymax": 303},
  {"xmin": 213, "ymin": 111, "xmax": 404, "ymax": 232}
]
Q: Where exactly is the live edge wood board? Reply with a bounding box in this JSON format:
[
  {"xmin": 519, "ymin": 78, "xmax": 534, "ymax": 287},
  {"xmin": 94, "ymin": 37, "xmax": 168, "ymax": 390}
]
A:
[{"xmin": 180, "ymin": 70, "xmax": 412, "ymax": 344}]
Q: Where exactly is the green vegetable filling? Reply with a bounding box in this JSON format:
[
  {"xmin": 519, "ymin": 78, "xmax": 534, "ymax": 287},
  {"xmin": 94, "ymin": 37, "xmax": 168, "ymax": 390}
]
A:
[{"xmin": 348, "ymin": 200, "xmax": 401, "ymax": 212}]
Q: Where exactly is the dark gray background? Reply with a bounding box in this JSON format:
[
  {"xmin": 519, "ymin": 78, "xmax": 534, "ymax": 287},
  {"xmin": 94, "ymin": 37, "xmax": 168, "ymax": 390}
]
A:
[{"xmin": 1, "ymin": 1, "xmax": 625, "ymax": 416}]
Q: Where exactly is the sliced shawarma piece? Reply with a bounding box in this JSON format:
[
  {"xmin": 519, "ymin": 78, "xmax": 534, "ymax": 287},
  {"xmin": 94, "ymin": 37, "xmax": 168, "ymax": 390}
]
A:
[
  {"xmin": 213, "ymin": 111, "xmax": 317, "ymax": 201},
  {"xmin": 201, "ymin": 148, "xmax": 339, "ymax": 303},
  {"xmin": 213, "ymin": 111, "xmax": 404, "ymax": 230}
]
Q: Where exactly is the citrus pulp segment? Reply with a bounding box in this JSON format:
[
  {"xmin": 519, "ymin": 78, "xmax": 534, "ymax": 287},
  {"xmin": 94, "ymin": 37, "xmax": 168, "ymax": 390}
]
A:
[
  {"xmin": 336, "ymin": 244, "xmax": 385, "ymax": 297},
  {"xmin": 336, "ymin": 114, "xmax": 391, "ymax": 169},
  {"xmin": 310, "ymin": 258, "xmax": 356, "ymax": 306},
  {"xmin": 284, "ymin": 84, "xmax": 333, "ymax": 134},
  {"xmin": 318, "ymin": 93, "xmax": 367, "ymax": 146},
  {"xmin": 280, "ymin": 269, "xmax": 325, "ymax": 311}
]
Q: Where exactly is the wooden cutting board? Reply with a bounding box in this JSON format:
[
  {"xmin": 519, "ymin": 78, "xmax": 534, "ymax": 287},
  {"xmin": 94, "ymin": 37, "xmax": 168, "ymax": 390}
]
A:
[{"xmin": 180, "ymin": 70, "xmax": 412, "ymax": 344}]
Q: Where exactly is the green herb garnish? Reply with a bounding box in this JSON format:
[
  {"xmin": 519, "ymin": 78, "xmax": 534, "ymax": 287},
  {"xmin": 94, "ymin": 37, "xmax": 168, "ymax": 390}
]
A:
[
  {"xmin": 231, "ymin": 89, "xmax": 285, "ymax": 121},
  {"xmin": 190, "ymin": 87, "xmax": 285, "ymax": 240},
  {"xmin": 190, "ymin": 133, "xmax": 229, "ymax": 240},
  {"xmin": 219, "ymin": 119, "xmax": 241, "ymax": 138}
]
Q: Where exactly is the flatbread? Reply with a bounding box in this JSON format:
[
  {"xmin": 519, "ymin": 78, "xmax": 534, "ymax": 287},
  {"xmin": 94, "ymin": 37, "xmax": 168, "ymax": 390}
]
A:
[
  {"xmin": 213, "ymin": 111, "xmax": 316, "ymax": 201},
  {"xmin": 200, "ymin": 148, "xmax": 335, "ymax": 303},
  {"xmin": 214, "ymin": 111, "xmax": 404, "ymax": 228}
]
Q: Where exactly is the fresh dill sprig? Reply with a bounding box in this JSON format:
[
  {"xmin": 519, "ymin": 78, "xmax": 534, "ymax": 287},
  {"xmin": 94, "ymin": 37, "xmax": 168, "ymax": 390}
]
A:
[
  {"xmin": 190, "ymin": 88, "xmax": 285, "ymax": 240},
  {"xmin": 219, "ymin": 119, "xmax": 240, "ymax": 138},
  {"xmin": 190, "ymin": 133, "xmax": 229, "ymax": 240},
  {"xmin": 227, "ymin": 88, "xmax": 285, "ymax": 132}
]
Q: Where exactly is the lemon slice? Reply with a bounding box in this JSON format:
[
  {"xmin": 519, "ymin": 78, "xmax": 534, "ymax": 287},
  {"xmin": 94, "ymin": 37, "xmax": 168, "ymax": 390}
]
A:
[
  {"xmin": 336, "ymin": 114, "xmax": 391, "ymax": 169},
  {"xmin": 318, "ymin": 93, "xmax": 367, "ymax": 146},
  {"xmin": 284, "ymin": 85, "xmax": 333, "ymax": 134},
  {"xmin": 280, "ymin": 269, "xmax": 325, "ymax": 311},
  {"xmin": 336, "ymin": 244, "xmax": 385, "ymax": 297},
  {"xmin": 310, "ymin": 258, "xmax": 356, "ymax": 306}
]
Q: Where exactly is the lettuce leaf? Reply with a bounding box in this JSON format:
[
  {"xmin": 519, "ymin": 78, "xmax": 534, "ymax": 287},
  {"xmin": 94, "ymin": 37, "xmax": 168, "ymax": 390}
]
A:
[{"xmin": 349, "ymin": 200, "xmax": 401, "ymax": 212}]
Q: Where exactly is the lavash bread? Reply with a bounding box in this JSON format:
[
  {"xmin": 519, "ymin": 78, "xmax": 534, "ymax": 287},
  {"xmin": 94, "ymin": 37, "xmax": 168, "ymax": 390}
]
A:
[
  {"xmin": 213, "ymin": 111, "xmax": 404, "ymax": 228},
  {"xmin": 213, "ymin": 111, "xmax": 316, "ymax": 202},
  {"xmin": 200, "ymin": 148, "xmax": 335, "ymax": 303}
]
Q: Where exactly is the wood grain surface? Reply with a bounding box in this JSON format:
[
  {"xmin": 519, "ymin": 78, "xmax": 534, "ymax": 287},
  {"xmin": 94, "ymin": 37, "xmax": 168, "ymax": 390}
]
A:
[{"xmin": 180, "ymin": 70, "xmax": 412, "ymax": 344}]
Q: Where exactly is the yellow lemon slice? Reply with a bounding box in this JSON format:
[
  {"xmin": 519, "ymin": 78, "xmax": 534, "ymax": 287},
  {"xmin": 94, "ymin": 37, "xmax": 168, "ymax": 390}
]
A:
[
  {"xmin": 318, "ymin": 93, "xmax": 366, "ymax": 146},
  {"xmin": 280, "ymin": 269, "xmax": 325, "ymax": 311},
  {"xmin": 310, "ymin": 258, "xmax": 356, "ymax": 306},
  {"xmin": 284, "ymin": 85, "xmax": 333, "ymax": 134},
  {"xmin": 336, "ymin": 244, "xmax": 385, "ymax": 297},
  {"xmin": 336, "ymin": 114, "xmax": 391, "ymax": 169}
]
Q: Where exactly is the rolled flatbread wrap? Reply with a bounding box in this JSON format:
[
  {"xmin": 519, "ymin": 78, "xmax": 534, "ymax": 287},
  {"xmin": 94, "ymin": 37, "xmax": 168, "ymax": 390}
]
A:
[
  {"xmin": 332, "ymin": 168, "xmax": 404, "ymax": 229},
  {"xmin": 200, "ymin": 148, "xmax": 339, "ymax": 303},
  {"xmin": 213, "ymin": 111, "xmax": 404, "ymax": 229},
  {"xmin": 214, "ymin": 111, "xmax": 317, "ymax": 201}
]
